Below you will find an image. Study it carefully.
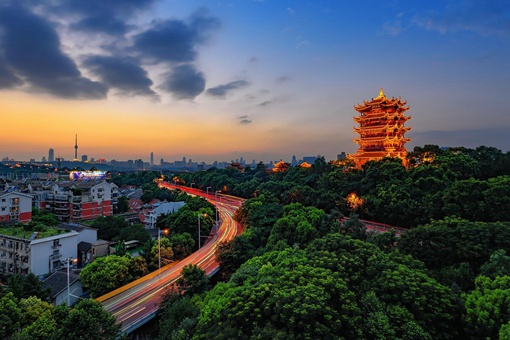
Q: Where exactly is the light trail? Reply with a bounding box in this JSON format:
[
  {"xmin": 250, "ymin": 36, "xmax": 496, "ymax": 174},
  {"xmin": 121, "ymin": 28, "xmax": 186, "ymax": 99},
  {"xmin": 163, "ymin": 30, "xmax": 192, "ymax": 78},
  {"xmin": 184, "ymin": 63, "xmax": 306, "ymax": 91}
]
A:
[{"xmin": 98, "ymin": 182, "xmax": 245, "ymax": 334}]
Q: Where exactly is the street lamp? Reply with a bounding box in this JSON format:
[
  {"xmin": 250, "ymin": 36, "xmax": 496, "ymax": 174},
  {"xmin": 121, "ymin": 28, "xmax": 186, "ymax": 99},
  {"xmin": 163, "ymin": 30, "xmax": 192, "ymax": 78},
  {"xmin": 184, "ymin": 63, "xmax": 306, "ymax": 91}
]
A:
[
  {"xmin": 206, "ymin": 186, "xmax": 211, "ymax": 196},
  {"xmin": 198, "ymin": 213, "xmax": 207, "ymax": 249},
  {"xmin": 65, "ymin": 257, "xmax": 77, "ymax": 306},
  {"xmin": 158, "ymin": 228, "xmax": 169, "ymax": 272},
  {"xmin": 215, "ymin": 191, "xmax": 220, "ymax": 227},
  {"xmin": 190, "ymin": 183, "xmax": 194, "ymax": 188}
]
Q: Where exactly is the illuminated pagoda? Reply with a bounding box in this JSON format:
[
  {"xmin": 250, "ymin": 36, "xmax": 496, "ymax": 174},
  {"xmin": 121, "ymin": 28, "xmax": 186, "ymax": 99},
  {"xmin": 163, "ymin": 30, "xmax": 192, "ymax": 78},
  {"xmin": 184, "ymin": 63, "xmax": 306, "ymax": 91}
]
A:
[
  {"xmin": 348, "ymin": 88, "xmax": 411, "ymax": 168},
  {"xmin": 272, "ymin": 160, "xmax": 290, "ymax": 172}
]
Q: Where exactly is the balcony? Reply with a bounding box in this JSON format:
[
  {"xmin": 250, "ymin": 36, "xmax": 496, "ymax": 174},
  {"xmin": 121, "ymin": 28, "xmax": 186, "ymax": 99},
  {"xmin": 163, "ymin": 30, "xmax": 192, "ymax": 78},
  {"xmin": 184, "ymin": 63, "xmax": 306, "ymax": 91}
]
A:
[{"xmin": 50, "ymin": 253, "xmax": 62, "ymax": 260}]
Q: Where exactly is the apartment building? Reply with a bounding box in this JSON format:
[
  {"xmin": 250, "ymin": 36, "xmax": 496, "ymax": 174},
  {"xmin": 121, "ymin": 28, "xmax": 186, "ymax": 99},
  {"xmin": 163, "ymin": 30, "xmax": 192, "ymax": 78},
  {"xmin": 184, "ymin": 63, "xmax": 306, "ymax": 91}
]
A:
[
  {"xmin": 43, "ymin": 181, "xmax": 117, "ymax": 222},
  {"xmin": 0, "ymin": 222, "xmax": 98, "ymax": 277},
  {"xmin": 0, "ymin": 191, "xmax": 32, "ymax": 224}
]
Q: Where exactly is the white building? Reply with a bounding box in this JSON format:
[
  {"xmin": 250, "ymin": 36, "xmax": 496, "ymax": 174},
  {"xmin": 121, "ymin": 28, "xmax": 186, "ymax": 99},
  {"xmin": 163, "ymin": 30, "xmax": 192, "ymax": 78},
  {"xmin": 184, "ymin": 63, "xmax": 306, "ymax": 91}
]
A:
[
  {"xmin": 0, "ymin": 222, "xmax": 98, "ymax": 277},
  {"xmin": 0, "ymin": 191, "xmax": 33, "ymax": 224},
  {"xmin": 144, "ymin": 201, "xmax": 186, "ymax": 229}
]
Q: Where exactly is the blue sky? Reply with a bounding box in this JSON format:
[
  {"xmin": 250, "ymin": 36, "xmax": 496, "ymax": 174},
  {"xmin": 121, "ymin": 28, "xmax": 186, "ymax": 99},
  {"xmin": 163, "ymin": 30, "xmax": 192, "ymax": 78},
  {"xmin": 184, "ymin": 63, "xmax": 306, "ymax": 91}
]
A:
[{"xmin": 0, "ymin": 0, "xmax": 509, "ymax": 163}]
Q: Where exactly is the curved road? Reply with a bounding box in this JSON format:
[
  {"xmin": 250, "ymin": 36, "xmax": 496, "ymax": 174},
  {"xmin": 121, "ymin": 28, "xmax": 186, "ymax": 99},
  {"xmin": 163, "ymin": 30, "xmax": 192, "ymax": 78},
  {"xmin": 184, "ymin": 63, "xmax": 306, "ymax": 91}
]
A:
[{"xmin": 97, "ymin": 183, "xmax": 245, "ymax": 334}]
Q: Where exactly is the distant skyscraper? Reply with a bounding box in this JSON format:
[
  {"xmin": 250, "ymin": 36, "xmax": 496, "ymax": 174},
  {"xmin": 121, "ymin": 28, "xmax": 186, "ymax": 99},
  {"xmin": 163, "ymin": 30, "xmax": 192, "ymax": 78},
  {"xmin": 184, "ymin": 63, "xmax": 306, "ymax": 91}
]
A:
[
  {"xmin": 74, "ymin": 134, "xmax": 78, "ymax": 160},
  {"xmin": 48, "ymin": 148, "xmax": 54, "ymax": 162},
  {"xmin": 82, "ymin": 155, "xmax": 88, "ymax": 162},
  {"xmin": 150, "ymin": 152, "xmax": 154, "ymax": 166},
  {"xmin": 291, "ymin": 155, "xmax": 298, "ymax": 166}
]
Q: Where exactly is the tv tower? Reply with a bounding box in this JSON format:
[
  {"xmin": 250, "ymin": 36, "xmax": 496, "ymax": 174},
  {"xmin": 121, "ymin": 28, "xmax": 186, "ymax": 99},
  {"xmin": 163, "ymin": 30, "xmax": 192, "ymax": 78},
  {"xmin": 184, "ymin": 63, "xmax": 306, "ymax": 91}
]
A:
[{"xmin": 74, "ymin": 134, "xmax": 78, "ymax": 160}]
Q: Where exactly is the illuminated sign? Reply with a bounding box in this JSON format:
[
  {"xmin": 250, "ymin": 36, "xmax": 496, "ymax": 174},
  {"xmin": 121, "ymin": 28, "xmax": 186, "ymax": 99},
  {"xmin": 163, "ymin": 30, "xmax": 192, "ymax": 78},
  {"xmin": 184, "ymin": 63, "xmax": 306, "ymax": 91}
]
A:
[{"xmin": 69, "ymin": 171, "xmax": 107, "ymax": 181}]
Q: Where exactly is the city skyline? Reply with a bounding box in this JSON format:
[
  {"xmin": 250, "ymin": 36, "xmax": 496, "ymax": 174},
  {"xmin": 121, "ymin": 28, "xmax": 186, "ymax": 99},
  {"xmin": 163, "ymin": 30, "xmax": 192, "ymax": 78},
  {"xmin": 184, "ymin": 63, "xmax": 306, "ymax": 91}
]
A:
[{"xmin": 1, "ymin": 1, "xmax": 509, "ymax": 163}]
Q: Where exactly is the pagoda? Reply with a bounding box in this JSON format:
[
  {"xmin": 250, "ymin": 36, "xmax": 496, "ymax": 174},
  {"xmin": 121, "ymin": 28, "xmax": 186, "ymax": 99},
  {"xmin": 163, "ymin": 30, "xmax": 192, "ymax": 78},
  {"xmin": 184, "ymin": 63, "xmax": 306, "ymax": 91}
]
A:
[{"xmin": 348, "ymin": 88, "xmax": 411, "ymax": 168}]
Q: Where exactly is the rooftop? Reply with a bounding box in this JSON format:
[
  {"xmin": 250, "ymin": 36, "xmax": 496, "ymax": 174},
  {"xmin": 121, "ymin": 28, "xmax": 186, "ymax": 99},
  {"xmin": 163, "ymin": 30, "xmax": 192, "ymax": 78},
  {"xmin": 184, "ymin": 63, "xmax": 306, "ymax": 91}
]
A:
[{"xmin": 0, "ymin": 225, "xmax": 73, "ymax": 240}]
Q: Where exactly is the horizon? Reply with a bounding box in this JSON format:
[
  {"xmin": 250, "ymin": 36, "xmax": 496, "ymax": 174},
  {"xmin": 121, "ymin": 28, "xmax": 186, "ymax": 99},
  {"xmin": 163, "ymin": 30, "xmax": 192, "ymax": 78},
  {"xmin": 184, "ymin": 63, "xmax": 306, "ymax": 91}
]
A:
[{"xmin": 1, "ymin": 1, "xmax": 509, "ymax": 162}]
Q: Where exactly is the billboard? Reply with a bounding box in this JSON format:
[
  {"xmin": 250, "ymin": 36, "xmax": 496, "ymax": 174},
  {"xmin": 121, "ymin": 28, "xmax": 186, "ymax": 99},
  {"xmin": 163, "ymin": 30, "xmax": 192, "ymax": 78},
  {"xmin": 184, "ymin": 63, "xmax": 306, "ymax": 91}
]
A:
[{"xmin": 69, "ymin": 170, "xmax": 107, "ymax": 181}]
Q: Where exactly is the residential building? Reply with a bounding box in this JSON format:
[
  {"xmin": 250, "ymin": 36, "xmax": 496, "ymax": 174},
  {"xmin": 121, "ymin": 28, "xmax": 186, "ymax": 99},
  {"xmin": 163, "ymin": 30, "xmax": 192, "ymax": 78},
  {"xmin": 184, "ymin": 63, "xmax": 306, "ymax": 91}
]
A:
[
  {"xmin": 144, "ymin": 201, "xmax": 185, "ymax": 229},
  {"xmin": 0, "ymin": 222, "xmax": 98, "ymax": 277},
  {"xmin": 43, "ymin": 181, "xmax": 116, "ymax": 222},
  {"xmin": 42, "ymin": 269, "xmax": 83, "ymax": 306},
  {"xmin": 0, "ymin": 191, "xmax": 32, "ymax": 224}
]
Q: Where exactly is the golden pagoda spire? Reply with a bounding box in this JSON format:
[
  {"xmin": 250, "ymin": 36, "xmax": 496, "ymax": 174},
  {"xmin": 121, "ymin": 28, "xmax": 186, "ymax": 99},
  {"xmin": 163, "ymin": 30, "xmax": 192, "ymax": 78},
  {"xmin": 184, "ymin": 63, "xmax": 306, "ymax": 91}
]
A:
[{"xmin": 377, "ymin": 88, "xmax": 385, "ymax": 99}]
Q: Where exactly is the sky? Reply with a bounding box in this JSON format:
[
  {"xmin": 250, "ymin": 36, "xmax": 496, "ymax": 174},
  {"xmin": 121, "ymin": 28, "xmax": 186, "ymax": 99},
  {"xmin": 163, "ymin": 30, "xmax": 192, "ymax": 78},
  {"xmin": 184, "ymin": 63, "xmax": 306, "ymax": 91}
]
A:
[{"xmin": 1, "ymin": 0, "xmax": 509, "ymax": 163}]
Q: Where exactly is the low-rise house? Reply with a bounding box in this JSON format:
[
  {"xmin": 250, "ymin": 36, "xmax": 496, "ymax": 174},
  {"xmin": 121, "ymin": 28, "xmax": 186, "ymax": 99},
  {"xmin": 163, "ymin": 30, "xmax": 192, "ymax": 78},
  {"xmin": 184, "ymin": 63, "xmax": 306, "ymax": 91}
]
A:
[{"xmin": 42, "ymin": 268, "xmax": 83, "ymax": 306}]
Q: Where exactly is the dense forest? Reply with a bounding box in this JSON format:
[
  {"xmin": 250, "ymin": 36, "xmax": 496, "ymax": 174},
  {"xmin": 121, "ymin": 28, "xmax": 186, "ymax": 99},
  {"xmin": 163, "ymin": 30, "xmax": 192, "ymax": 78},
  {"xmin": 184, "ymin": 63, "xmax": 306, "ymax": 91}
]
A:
[
  {"xmin": 156, "ymin": 145, "xmax": 510, "ymax": 339},
  {"xmin": 2, "ymin": 144, "xmax": 510, "ymax": 339}
]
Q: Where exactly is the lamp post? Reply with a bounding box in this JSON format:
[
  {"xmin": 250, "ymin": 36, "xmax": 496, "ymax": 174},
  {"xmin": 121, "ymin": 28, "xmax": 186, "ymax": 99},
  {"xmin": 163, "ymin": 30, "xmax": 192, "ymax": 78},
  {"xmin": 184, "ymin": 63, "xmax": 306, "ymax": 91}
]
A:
[
  {"xmin": 158, "ymin": 229, "xmax": 169, "ymax": 272},
  {"xmin": 206, "ymin": 186, "xmax": 211, "ymax": 196},
  {"xmin": 65, "ymin": 257, "xmax": 76, "ymax": 306},
  {"xmin": 197, "ymin": 213, "xmax": 207, "ymax": 249},
  {"xmin": 215, "ymin": 190, "xmax": 220, "ymax": 227},
  {"xmin": 198, "ymin": 214, "xmax": 201, "ymax": 249},
  {"xmin": 158, "ymin": 230, "xmax": 161, "ymax": 272},
  {"xmin": 190, "ymin": 183, "xmax": 194, "ymax": 188}
]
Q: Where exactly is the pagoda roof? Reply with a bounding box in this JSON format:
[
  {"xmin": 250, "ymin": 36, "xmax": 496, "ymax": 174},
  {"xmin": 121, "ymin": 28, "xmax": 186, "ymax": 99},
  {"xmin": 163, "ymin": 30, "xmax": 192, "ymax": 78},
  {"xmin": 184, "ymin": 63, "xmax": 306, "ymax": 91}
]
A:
[
  {"xmin": 272, "ymin": 160, "xmax": 290, "ymax": 172},
  {"xmin": 354, "ymin": 88, "xmax": 409, "ymax": 112}
]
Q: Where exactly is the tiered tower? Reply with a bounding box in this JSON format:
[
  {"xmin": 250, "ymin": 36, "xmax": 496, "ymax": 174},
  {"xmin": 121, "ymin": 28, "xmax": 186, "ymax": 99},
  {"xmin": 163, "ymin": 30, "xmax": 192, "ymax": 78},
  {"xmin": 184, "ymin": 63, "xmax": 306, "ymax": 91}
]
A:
[{"xmin": 348, "ymin": 89, "xmax": 411, "ymax": 168}]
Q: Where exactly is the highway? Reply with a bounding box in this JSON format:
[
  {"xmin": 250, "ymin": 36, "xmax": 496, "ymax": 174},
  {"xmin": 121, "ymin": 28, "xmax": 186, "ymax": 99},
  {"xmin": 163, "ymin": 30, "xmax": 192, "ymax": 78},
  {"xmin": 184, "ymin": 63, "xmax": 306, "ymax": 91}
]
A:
[{"xmin": 97, "ymin": 183, "xmax": 245, "ymax": 334}]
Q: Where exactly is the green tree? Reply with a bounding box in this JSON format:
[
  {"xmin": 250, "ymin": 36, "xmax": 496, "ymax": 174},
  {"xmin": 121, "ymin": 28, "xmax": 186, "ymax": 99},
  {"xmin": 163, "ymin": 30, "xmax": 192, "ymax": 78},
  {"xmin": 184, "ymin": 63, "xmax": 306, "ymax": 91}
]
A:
[
  {"xmin": 149, "ymin": 237, "xmax": 173, "ymax": 271},
  {"xmin": 19, "ymin": 296, "xmax": 53, "ymax": 328},
  {"xmin": 176, "ymin": 264, "xmax": 210, "ymax": 297},
  {"xmin": 442, "ymin": 178, "xmax": 488, "ymax": 221},
  {"xmin": 90, "ymin": 216, "xmax": 127, "ymax": 241},
  {"xmin": 484, "ymin": 176, "xmax": 510, "ymax": 221},
  {"xmin": 3, "ymin": 273, "xmax": 50, "ymax": 301},
  {"xmin": 80, "ymin": 255, "xmax": 133, "ymax": 298},
  {"xmin": 465, "ymin": 276, "xmax": 510, "ymax": 339},
  {"xmin": 55, "ymin": 299, "xmax": 120, "ymax": 340},
  {"xmin": 115, "ymin": 195, "xmax": 129, "ymax": 214},
  {"xmin": 266, "ymin": 203, "xmax": 333, "ymax": 249},
  {"xmin": 216, "ymin": 229, "xmax": 258, "ymax": 281},
  {"xmin": 114, "ymin": 223, "xmax": 151, "ymax": 244},
  {"xmin": 30, "ymin": 208, "xmax": 59, "ymax": 227},
  {"xmin": 12, "ymin": 313, "xmax": 57, "ymax": 340},
  {"xmin": 157, "ymin": 293, "xmax": 201, "ymax": 340},
  {"xmin": 341, "ymin": 213, "xmax": 367, "ymax": 240},
  {"xmin": 169, "ymin": 232, "xmax": 195, "ymax": 259},
  {"xmin": 500, "ymin": 321, "xmax": 510, "ymax": 340},
  {"xmin": 114, "ymin": 240, "xmax": 127, "ymax": 256},
  {"xmin": 0, "ymin": 292, "xmax": 21, "ymax": 339},
  {"xmin": 196, "ymin": 248, "xmax": 361, "ymax": 339},
  {"xmin": 129, "ymin": 256, "xmax": 148, "ymax": 279},
  {"xmin": 480, "ymin": 249, "xmax": 510, "ymax": 279}
]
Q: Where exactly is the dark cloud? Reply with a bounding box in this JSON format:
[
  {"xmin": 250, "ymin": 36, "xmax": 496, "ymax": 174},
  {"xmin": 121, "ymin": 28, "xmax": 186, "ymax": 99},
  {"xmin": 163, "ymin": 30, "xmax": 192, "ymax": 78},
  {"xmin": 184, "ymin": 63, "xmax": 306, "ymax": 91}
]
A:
[
  {"xmin": 258, "ymin": 100, "xmax": 271, "ymax": 107},
  {"xmin": 413, "ymin": 0, "xmax": 510, "ymax": 36},
  {"xmin": 132, "ymin": 9, "xmax": 220, "ymax": 64},
  {"xmin": 276, "ymin": 76, "xmax": 290, "ymax": 83},
  {"xmin": 206, "ymin": 80, "xmax": 250, "ymax": 98},
  {"xmin": 0, "ymin": 5, "xmax": 107, "ymax": 98},
  {"xmin": 158, "ymin": 64, "xmax": 205, "ymax": 100},
  {"xmin": 83, "ymin": 56, "xmax": 158, "ymax": 99},
  {"xmin": 239, "ymin": 116, "xmax": 252, "ymax": 124},
  {"xmin": 44, "ymin": 0, "xmax": 156, "ymax": 35},
  {"xmin": 71, "ymin": 15, "xmax": 130, "ymax": 35}
]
